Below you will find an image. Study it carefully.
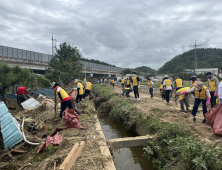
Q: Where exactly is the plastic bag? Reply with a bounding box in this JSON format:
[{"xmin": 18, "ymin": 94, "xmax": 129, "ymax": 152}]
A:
[
  {"xmin": 205, "ymin": 104, "xmax": 222, "ymax": 136},
  {"xmin": 68, "ymin": 89, "xmax": 76, "ymax": 103}
]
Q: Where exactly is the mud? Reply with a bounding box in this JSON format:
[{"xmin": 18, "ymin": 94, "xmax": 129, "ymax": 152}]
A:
[{"xmin": 0, "ymin": 97, "xmax": 106, "ymax": 170}]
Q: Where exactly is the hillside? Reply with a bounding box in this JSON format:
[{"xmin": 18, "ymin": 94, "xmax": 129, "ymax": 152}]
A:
[
  {"xmin": 81, "ymin": 58, "xmax": 116, "ymax": 67},
  {"xmin": 123, "ymin": 66, "xmax": 156, "ymax": 75},
  {"xmin": 158, "ymin": 48, "xmax": 222, "ymax": 74}
]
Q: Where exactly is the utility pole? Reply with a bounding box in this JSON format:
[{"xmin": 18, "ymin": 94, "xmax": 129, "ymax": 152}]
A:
[
  {"xmin": 192, "ymin": 40, "xmax": 201, "ymax": 74},
  {"xmin": 51, "ymin": 33, "xmax": 53, "ymax": 55},
  {"xmin": 51, "ymin": 33, "xmax": 57, "ymax": 56}
]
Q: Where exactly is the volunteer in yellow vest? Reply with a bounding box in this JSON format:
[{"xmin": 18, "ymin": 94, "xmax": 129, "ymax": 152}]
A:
[
  {"xmin": 51, "ymin": 82, "xmax": 74, "ymax": 118},
  {"xmin": 176, "ymin": 87, "xmax": 191, "ymax": 111},
  {"xmin": 131, "ymin": 72, "xmax": 140, "ymax": 100},
  {"xmin": 105, "ymin": 78, "xmax": 107, "ymax": 84},
  {"xmin": 218, "ymin": 68, "xmax": 222, "ymax": 104},
  {"xmin": 126, "ymin": 78, "xmax": 131, "ymax": 88},
  {"xmin": 110, "ymin": 78, "xmax": 115, "ymax": 88},
  {"xmin": 190, "ymin": 76, "xmax": 197, "ymax": 96},
  {"xmin": 74, "ymin": 79, "xmax": 84, "ymax": 104},
  {"xmin": 148, "ymin": 78, "xmax": 154, "ymax": 98},
  {"xmin": 160, "ymin": 78, "xmax": 165, "ymax": 100},
  {"xmin": 121, "ymin": 77, "xmax": 125, "ymax": 89},
  {"xmin": 180, "ymin": 82, "xmax": 211, "ymax": 123},
  {"xmin": 174, "ymin": 76, "xmax": 183, "ymax": 91},
  {"xmin": 83, "ymin": 81, "xmax": 92, "ymax": 99},
  {"xmin": 161, "ymin": 75, "xmax": 173, "ymax": 104},
  {"xmin": 122, "ymin": 87, "xmax": 133, "ymax": 98},
  {"xmin": 206, "ymin": 72, "xmax": 219, "ymax": 108}
]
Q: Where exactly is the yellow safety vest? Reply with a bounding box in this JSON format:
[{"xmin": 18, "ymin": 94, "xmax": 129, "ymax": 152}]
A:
[
  {"xmin": 77, "ymin": 82, "xmax": 83, "ymax": 95},
  {"xmin": 191, "ymin": 81, "xmax": 197, "ymax": 87},
  {"xmin": 177, "ymin": 87, "xmax": 190, "ymax": 101},
  {"xmin": 176, "ymin": 79, "xmax": 183, "ymax": 88},
  {"xmin": 160, "ymin": 83, "xmax": 163, "ymax": 89},
  {"xmin": 165, "ymin": 79, "xmax": 171, "ymax": 87},
  {"xmin": 127, "ymin": 80, "xmax": 130, "ymax": 85},
  {"xmin": 125, "ymin": 88, "xmax": 130, "ymax": 91},
  {"xmin": 132, "ymin": 76, "xmax": 138, "ymax": 86},
  {"xmin": 111, "ymin": 79, "xmax": 114, "ymax": 83},
  {"xmin": 85, "ymin": 82, "xmax": 92, "ymax": 90},
  {"xmin": 195, "ymin": 86, "xmax": 208, "ymax": 100},
  {"xmin": 148, "ymin": 80, "xmax": 153, "ymax": 88},
  {"xmin": 105, "ymin": 79, "xmax": 107, "ymax": 81},
  {"xmin": 121, "ymin": 79, "xmax": 125, "ymax": 83},
  {"xmin": 208, "ymin": 78, "xmax": 217, "ymax": 91},
  {"xmin": 55, "ymin": 86, "xmax": 70, "ymax": 102}
]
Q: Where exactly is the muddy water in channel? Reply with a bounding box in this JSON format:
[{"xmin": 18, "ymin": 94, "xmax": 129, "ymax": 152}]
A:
[{"xmin": 99, "ymin": 115, "xmax": 155, "ymax": 170}]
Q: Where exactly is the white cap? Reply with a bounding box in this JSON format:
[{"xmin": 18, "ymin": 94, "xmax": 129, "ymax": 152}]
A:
[{"xmin": 74, "ymin": 79, "xmax": 79, "ymax": 83}]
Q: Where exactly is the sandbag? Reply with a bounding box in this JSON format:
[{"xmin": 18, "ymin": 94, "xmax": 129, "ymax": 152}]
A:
[
  {"xmin": 63, "ymin": 108, "xmax": 84, "ymax": 129},
  {"xmin": 206, "ymin": 103, "xmax": 222, "ymax": 136},
  {"xmin": 68, "ymin": 89, "xmax": 76, "ymax": 103}
]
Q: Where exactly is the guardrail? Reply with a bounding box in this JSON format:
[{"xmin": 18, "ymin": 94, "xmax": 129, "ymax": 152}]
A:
[
  {"xmin": 0, "ymin": 45, "xmax": 124, "ymax": 72},
  {"xmin": 0, "ymin": 45, "xmax": 53, "ymax": 62}
]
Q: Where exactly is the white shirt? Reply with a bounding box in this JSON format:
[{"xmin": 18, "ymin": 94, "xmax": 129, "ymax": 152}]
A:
[
  {"xmin": 218, "ymin": 82, "xmax": 222, "ymax": 99},
  {"xmin": 163, "ymin": 80, "xmax": 172, "ymax": 90},
  {"xmin": 187, "ymin": 87, "xmax": 211, "ymax": 99}
]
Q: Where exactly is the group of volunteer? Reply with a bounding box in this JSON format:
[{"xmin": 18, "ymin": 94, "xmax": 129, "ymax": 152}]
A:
[
  {"xmin": 51, "ymin": 79, "xmax": 92, "ymax": 118},
  {"xmin": 157, "ymin": 70, "xmax": 222, "ymax": 123},
  {"xmin": 118, "ymin": 72, "xmax": 141, "ymax": 100}
]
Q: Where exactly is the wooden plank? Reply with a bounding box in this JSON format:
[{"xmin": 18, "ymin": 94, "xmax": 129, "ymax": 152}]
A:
[{"xmin": 59, "ymin": 141, "xmax": 85, "ymax": 170}]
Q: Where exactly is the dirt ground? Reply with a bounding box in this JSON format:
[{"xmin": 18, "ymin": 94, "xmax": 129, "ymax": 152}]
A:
[
  {"xmin": 112, "ymin": 84, "xmax": 222, "ymax": 144},
  {"xmin": 0, "ymin": 94, "xmax": 106, "ymax": 170}
]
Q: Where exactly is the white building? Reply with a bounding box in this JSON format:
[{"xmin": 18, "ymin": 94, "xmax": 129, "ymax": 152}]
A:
[{"xmin": 184, "ymin": 68, "xmax": 218, "ymax": 75}]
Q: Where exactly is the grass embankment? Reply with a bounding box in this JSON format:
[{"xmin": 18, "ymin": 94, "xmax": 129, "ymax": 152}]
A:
[{"xmin": 91, "ymin": 84, "xmax": 222, "ymax": 170}]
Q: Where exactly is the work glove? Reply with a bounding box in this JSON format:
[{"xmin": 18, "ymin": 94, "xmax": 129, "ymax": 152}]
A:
[
  {"xmin": 214, "ymin": 91, "xmax": 217, "ymax": 97},
  {"xmin": 206, "ymin": 97, "xmax": 211, "ymax": 107},
  {"xmin": 138, "ymin": 86, "xmax": 140, "ymax": 88},
  {"xmin": 180, "ymin": 91, "xmax": 187, "ymax": 95},
  {"xmin": 161, "ymin": 88, "xmax": 164, "ymax": 93}
]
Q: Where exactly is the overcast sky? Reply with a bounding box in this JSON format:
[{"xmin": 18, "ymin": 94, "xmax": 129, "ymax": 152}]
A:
[{"xmin": 0, "ymin": 0, "xmax": 222, "ymax": 70}]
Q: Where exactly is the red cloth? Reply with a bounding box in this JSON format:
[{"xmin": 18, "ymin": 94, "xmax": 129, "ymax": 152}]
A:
[
  {"xmin": 205, "ymin": 103, "xmax": 222, "ymax": 136},
  {"xmin": 37, "ymin": 109, "xmax": 83, "ymax": 153},
  {"xmin": 63, "ymin": 108, "xmax": 84, "ymax": 129},
  {"xmin": 17, "ymin": 86, "xmax": 26, "ymax": 95},
  {"xmin": 68, "ymin": 89, "xmax": 76, "ymax": 103},
  {"xmin": 37, "ymin": 134, "xmax": 63, "ymax": 153}
]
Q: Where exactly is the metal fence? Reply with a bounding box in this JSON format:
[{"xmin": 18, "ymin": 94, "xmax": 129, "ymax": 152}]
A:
[
  {"xmin": 0, "ymin": 45, "xmax": 124, "ymax": 72},
  {"xmin": 0, "ymin": 45, "xmax": 53, "ymax": 62},
  {"xmin": 81, "ymin": 61, "xmax": 124, "ymax": 72}
]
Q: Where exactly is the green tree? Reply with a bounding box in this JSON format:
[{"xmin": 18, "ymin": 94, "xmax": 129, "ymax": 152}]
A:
[
  {"xmin": 46, "ymin": 42, "xmax": 83, "ymax": 85},
  {"xmin": 0, "ymin": 62, "xmax": 33, "ymax": 104},
  {"xmin": 123, "ymin": 68, "xmax": 133, "ymax": 75}
]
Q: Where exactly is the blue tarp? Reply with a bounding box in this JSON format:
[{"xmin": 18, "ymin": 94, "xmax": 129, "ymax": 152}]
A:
[{"xmin": 0, "ymin": 87, "xmax": 54, "ymax": 100}]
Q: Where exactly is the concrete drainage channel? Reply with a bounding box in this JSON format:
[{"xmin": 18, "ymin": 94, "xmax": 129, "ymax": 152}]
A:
[{"xmin": 97, "ymin": 115, "xmax": 155, "ymax": 170}]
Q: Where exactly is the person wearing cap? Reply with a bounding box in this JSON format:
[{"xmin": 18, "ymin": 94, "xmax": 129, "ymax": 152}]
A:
[
  {"xmin": 161, "ymin": 75, "xmax": 173, "ymax": 104},
  {"xmin": 83, "ymin": 81, "xmax": 92, "ymax": 99},
  {"xmin": 190, "ymin": 76, "xmax": 197, "ymax": 96},
  {"xmin": 148, "ymin": 78, "xmax": 154, "ymax": 98},
  {"xmin": 17, "ymin": 85, "xmax": 28, "ymax": 107},
  {"xmin": 180, "ymin": 82, "xmax": 211, "ymax": 123},
  {"xmin": 74, "ymin": 79, "xmax": 84, "ymax": 104},
  {"xmin": 206, "ymin": 72, "xmax": 219, "ymax": 108},
  {"xmin": 160, "ymin": 78, "xmax": 165, "ymax": 100},
  {"xmin": 51, "ymin": 82, "xmax": 74, "ymax": 118},
  {"xmin": 131, "ymin": 72, "xmax": 140, "ymax": 100},
  {"xmin": 174, "ymin": 76, "xmax": 183, "ymax": 91},
  {"xmin": 176, "ymin": 87, "xmax": 191, "ymax": 111},
  {"xmin": 126, "ymin": 78, "xmax": 131, "ymax": 88},
  {"xmin": 218, "ymin": 68, "xmax": 222, "ymax": 104},
  {"xmin": 121, "ymin": 77, "xmax": 125, "ymax": 89}
]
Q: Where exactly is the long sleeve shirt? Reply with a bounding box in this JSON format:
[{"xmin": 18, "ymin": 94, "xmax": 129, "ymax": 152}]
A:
[
  {"xmin": 163, "ymin": 80, "xmax": 173, "ymax": 90},
  {"xmin": 208, "ymin": 76, "xmax": 219, "ymax": 92},
  {"xmin": 187, "ymin": 87, "xmax": 211, "ymax": 99},
  {"xmin": 148, "ymin": 81, "xmax": 154, "ymax": 88}
]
